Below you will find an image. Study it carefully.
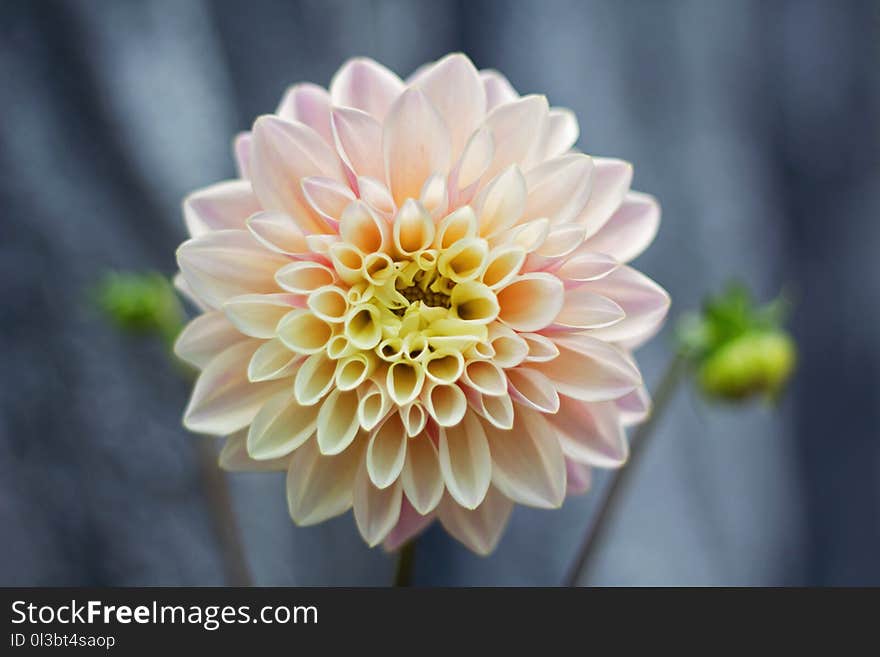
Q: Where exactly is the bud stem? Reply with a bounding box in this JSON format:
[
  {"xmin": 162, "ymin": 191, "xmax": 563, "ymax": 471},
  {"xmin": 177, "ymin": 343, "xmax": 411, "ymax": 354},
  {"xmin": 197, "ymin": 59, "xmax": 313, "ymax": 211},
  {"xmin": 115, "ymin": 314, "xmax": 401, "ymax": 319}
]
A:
[
  {"xmin": 563, "ymin": 353, "xmax": 687, "ymax": 586},
  {"xmin": 393, "ymin": 540, "xmax": 417, "ymax": 587}
]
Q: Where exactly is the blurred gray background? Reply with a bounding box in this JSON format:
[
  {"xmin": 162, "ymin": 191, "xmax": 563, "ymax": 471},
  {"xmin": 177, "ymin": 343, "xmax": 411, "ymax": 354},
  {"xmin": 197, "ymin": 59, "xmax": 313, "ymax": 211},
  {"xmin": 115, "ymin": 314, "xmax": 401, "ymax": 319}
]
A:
[{"xmin": 1, "ymin": 0, "xmax": 878, "ymax": 586}]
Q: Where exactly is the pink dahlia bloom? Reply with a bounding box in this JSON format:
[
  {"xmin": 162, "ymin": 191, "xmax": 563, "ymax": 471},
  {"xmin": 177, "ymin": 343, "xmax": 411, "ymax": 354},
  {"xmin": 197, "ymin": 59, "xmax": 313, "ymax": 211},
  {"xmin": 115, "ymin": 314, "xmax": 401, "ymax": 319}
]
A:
[{"xmin": 175, "ymin": 54, "xmax": 669, "ymax": 555}]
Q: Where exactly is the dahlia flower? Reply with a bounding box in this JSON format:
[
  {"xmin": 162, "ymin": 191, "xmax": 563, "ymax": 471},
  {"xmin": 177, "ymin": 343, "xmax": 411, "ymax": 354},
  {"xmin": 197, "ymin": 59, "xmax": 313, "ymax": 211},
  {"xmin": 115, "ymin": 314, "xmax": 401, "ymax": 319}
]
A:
[{"xmin": 174, "ymin": 54, "xmax": 669, "ymax": 555}]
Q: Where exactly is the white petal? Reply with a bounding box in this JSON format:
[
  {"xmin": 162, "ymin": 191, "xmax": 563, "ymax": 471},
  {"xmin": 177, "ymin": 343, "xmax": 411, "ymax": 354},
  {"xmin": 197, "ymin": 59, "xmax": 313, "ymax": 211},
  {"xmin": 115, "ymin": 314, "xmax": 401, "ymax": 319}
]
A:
[
  {"xmin": 438, "ymin": 411, "xmax": 492, "ymax": 509},
  {"xmin": 383, "ymin": 88, "xmax": 451, "ymax": 206},
  {"xmin": 505, "ymin": 367, "xmax": 560, "ymax": 413},
  {"xmin": 455, "ymin": 127, "xmax": 494, "ymax": 192},
  {"xmin": 437, "ymin": 487, "xmax": 513, "ymax": 555},
  {"xmin": 480, "ymin": 70, "xmax": 519, "ymax": 110},
  {"xmin": 247, "ymin": 337, "xmax": 300, "ymax": 382},
  {"xmin": 483, "ymin": 94, "xmax": 548, "ymax": 181},
  {"xmin": 246, "ymin": 211, "xmax": 311, "ymax": 257},
  {"xmin": 536, "ymin": 108, "xmax": 579, "ymax": 160},
  {"xmin": 275, "ymin": 83, "xmax": 333, "ymax": 144},
  {"xmin": 401, "ymin": 433, "xmax": 444, "ymax": 515},
  {"xmin": 547, "ymin": 395, "xmax": 628, "ymax": 468},
  {"xmin": 183, "ymin": 340, "xmax": 288, "ymax": 435},
  {"xmin": 353, "ymin": 458, "xmax": 403, "ymax": 546},
  {"xmin": 177, "ymin": 229, "xmax": 287, "ymax": 308},
  {"xmin": 301, "ymin": 176, "xmax": 356, "ymax": 230},
  {"xmin": 174, "ymin": 311, "xmax": 245, "ymax": 369},
  {"xmin": 183, "ymin": 180, "xmax": 262, "ymax": 237},
  {"xmin": 287, "ymin": 437, "xmax": 365, "ymax": 526},
  {"xmin": 528, "ymin": 334, "xmax": 641, "ymax": 402},
  {"xmin": 233, "ymin": 132, "xmax": 252, "ymax": 179},
  {"xmin": 484, "ymin": 408, "xmax": 566, "ymax": 508},
  {"xmin": 553, "ymin": 288, "xmax": 625, "ymax": 330},
  {"xmin": 582, "ymin": 191, "xmax": 660, "ymax": 263},
  {"xmin": 474, "ymin": 166, "xmax": 527, "ymax": 238},
  {"xmin": 248, "ymin": 388, "xmax": 318, "ymax": 459},
  {"xmin": 414, "ymin": 53, "xmax": 486, "ymax": 160},
  {"xmin": 330, "ymin": 57, "xmax": 405, "ymax": 121},
  {"xmin": 250, "ymin": 115, "xmax": 345, "ymax": 234},
  {"xmin": 556, "ymin": 251, "xmax": 619, "ymax": 283}
]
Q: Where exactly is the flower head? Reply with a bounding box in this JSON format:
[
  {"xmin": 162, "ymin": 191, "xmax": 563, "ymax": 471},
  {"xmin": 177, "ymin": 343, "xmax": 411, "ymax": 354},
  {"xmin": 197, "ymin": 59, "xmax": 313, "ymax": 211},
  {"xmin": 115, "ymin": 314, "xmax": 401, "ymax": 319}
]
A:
[{"xmin": 175, "ymin": 54, "xmax": 669, "ymax": 554}]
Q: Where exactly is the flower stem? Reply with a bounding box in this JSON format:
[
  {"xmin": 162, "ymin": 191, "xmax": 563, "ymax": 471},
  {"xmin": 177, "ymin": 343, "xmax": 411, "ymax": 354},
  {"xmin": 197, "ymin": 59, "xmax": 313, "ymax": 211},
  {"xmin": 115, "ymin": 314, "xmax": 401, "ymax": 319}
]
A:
[
  {"xmin": 393, "ymin": 540, "xmax": 417, "ymax": 587},
  {"xmin": 196, "ymin": 438, "xmax": 253, "ymax": 587},
  {"xmin": 563, "ymin": 353, "xmax": 687, "ymax": 586}
]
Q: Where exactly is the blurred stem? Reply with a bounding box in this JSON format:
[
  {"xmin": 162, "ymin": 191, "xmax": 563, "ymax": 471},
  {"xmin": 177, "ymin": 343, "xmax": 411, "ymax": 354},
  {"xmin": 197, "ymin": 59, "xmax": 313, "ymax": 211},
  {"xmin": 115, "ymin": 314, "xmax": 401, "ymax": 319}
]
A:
[
  {"xmin": 393, "ymin": 540, "xmax": 417, "ymax": 587},
  {"xmin": 563, "ymin": 353, "xmax": 687, "ymax": 587},
  {"xmin": 196, "ymin": 438, "xmax": 254, "ymax": 587}
]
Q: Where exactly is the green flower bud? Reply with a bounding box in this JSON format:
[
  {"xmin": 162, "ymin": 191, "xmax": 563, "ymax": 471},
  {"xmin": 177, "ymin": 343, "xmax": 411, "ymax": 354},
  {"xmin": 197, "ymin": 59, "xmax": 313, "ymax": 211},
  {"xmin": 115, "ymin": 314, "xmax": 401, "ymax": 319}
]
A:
[
  {"xmin": 698, "ymin": 331, "xmax": 796, "ymax": 401},
  {"xmin": 95, "ymin": 271, "xmax": 184, "ymax": 346}
]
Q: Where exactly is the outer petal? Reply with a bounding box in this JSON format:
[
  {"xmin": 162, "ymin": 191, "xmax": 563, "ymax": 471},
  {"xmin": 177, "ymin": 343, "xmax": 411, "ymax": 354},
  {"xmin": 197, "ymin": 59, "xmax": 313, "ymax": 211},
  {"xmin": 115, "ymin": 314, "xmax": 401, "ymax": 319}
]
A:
[
  {"xmin": 484, "ymin": 408, "xmax": 566, "ymax": 508},
  {"xmin": 414, "ymin": 53, "xmax": 486, "ymax": 160},
  {"xmin": 183, "ymin": 180, "xmax": 261, "ymax": 238},
  {"xmin": 437, "ymin": 487, "xmax": 513, "ymax": 556},
  {"xmin": 219, "ymin": 430, "xmax": 289, "ymax": 472},
  {"xmin": 174, "ymin": 310, "xmax": 245, "ymax": 369},
  {"xmin": 183, "ymin": 340, "xmax": 288, "ymax": 435},
  {"xmin": 438, "ymin": 411, "xmax": 492, "ymax": 509},
  {"xmin": 233, "ymin": 132, "xmax": 252, "ymax": 179},
  {"xmin": 248, "ymin": 388, "xmax": 318, "ymax": 459},
  {"xmin": 582, "ymin": 191, "xmax": 660, "ymax": 263},
  {"xmin": 480, "ymin": 70, "xmax": 519, "ymax": 111},
  {"xmin": 584, "ymin": 266, "xmax": 671, "ymax": 349},
  {"xmin": 331, "ymin": 107, "xmax": 384, "ymax": 181},
  {"xmin": 353, "ymin": 458, "xmax": 403, "ymax": 546},
  {"xmin": 177, "ymin": 229, "xmax": 288, "ymax": 308},
  {"xmin": 250, "ymin": 115, "xmax": 345, "ymax": 234},
  {"xmin": 496, "ymin": 273, "xmax": 564, "ymax": 332},
  {"xmin": 522, "ymin": 153, "xmax": 593, "ymax": 226},
  {"xmin": 382, "ymin": 499, "xmax": 435, "ymax": 552},
  {"xmin": 287, "ymin": 437, "xmax": 365, "ymax": 526},
  {"xmin": 401, "ymin": 433, "xmax": 444, "ymax": 515},
  {"xmin": 366, "ymin": 412, "xmax": 408, "ymax": 489},
  {"xmin": 576, "ymin": 158, "xmax": 633, "ymax": 237},
  {"xmin": 223, "ymin": 293, "xmax": 300, "ymax": 339},
  {"xmin": 566, "ymin": 459, "xmax": 592, "ymax": 495},
  {"xmin": 483, "ymin": 94, "xmax": 548, "ymax": 181},
  {"xmin": 547, "ymin": 395, "xmax": 629, "ymax": 468},
  {"xmin": 528, "ymin": 334, "xmax": 641, "ymax": 402},
  {"xmin": 330, "ymin": 57, "xmax": 406, "ymax": 121},
  {"xmin": 616, "ymin": 385, "xmax": 652, "ymax": 426},
  {"xmin": 275, "ymin": 83, "xmax": 334, "ymax": 145},
  {"xmin": 383, "ymin": 89, "xmax": 451, "ymax": 206},
  {"xmin": 535, "ymin": 108, "xmax": 579, "ymax": 161}
]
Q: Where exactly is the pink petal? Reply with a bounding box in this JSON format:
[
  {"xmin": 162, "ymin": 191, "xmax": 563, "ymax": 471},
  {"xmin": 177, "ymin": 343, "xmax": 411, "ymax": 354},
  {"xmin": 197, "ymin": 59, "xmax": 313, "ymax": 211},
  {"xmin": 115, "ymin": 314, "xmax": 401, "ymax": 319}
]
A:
[
  {"xmin": 383, "ymin": 88, "xmax": 451, "ymax": 206},
  {"xmin": 353, "ymin": 458, "xmax": 403, "ymax": 546},
  {"xmin": 331, "ymin": 107, "xmax": 385, "ymax": 181},
  {"xmin": 480, "ymin": 70, "xmax": 519, "ymax": 111},
  {"xmin": 437, "ymin": 487, "xmax": 513, "ymax": 556},
  {"xmin": 183, "ymin": 180, "xmax": 262, "ymax": 238},
  {"xmin": 330, "ymin": 57, "xmax": 405, "ymax": 121},
  {"xmin": 616, "ymin": 385, "xmax": 652, "ymax": 426},
  {"xmin": 576, "ymin": 157, "xmax": 633, "ymax": 237},
  {"xmin": 245, "ymin": 211, "xmax": 311, "ymax": 257},
  {"xmin": 383, "ymin": 498, "xmax": 435, "ymax": 552},
  {"xmin": 275, "ymin": 83, "xmax": 334, "ymax": 145},
  {"xmin": 233, "ymin": 132, "xmax": 252, "ymax": 179},
  {"xmin": 522, "ymin": 153, "xmax": 593, "ymax": 226},
  {"xmin": 582, "ymin": 191, "xmax": 660, "ymax": 263},
  {"xmin": 302, "ymin": 175, "xmax": 356, "ymax": 230},
  {"xmin": 287, "ymin": 438, "xmax": 364, "ymax": 526},
  {"xmin": 552, "ymin": 287, "xmax": 625, "ymax": 330},
  {"xmin": 547, "ymin": 395, "xmax": 628, "ymax": 468},
  {"xmin": 566, "ymin": 459, "xmax": 592, "ymax": 495},
  {"xmin": 174, "ymin": 310, "xmax": 246, "ymax": 370},
  {"xmin": 483, "ymin": 94, "xmax": 548, "ymax": 181}
]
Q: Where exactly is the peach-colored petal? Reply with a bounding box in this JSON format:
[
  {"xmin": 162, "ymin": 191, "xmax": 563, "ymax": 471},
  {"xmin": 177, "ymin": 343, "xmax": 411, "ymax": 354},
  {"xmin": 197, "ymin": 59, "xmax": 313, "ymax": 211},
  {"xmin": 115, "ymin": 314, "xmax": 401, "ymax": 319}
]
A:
[
  {"xmin": 245, "ymin": 211, "xmax": 311, "ymax": 257},
  {"xmin": 301, "ymin": 176, "xmax": 356, "ymax": 230},
  {"xmin": 276, "ymin": 83, "xmax": 333, "ymax": 144},
  {"xmin": 183, "ymin": 340, "xmax": 288, "ymax": 435},
  {"xmin": 247, "ymin": 337, "xmax": 301, "ymax": 382},
  {"xmin": 505, "ymin": 367, "xmax": 560, "ymax": 413},
  {"xmin": 582, "ymin": 191, "xmax": 660, "ymax": 263},
  {"xmin": 437, "ymin": 487, "xmax": 513, "ymax": 555},
  {"xmin": 330, "ymin": 57, "xmax": 405, "ymax": 121},
  {"xmin": 250, "ymin": 115, "xmax": 344, "ymax": 234},
  {"xmin": 474, "ymin": 166, "xmax": 527, "ymax": 238},
  {"xmin": 584, "ymin": 266, "xmax": 671, "ymax": 349},
  {"xmin": 401, "ymin": 433, "xmax": 444, "ymax": 515},
  {"xmin": 548, "ymin": 395, "xmax": 628, "ymax": 468},
  {"xmin": 331, "ymin": 107, "xmax": 384, "ymax": 181},
  {"xmin": 174, "ymin": 311, "xmax": 245, "ymax": 370},
  {"xmin": 382, "ymin": 498, "xmax": 435, "ymax": 552},
  {"xmin": 414, "ymin": 53, "xmax": 486, "ymax": 160},
  {"xmin": 438, "ymin": 411, "xmax": 491, "ymax": 509},
  {"xmin": 177, "ymin": 229, "xmax": 288, "ymax": 309},
  {"xmin": 484, "ymin": 408, "xmax": 566, "ymax": 508},
  {"xmin": 275, "ymin": 261, "xmax": 337, "ymax": 294},
  {"xmin": 556, "ymin": 250, "xmax": 619, "ymax": 284},
  {"xmin": 353, "ymin": 458, "xmax": 403, "ymax": 546},
  {"xmin": 496, "ymin": 273, "xmax": 564, "ymax": 332},
  {"xmin": 383, "ymin": 88, "xmax": 451, "ymax": 206},
  {"xmin": 316, "ymin": 388, "xmax": 361, "ymax": 455},
  {"xmin": 528, "ymin": 334, "xmax": 641, "ymax": 402},
  {"xmin": 183, "ymin": 180, "xmax": 261, "ymax": 237},
  {"xmin": 287, "ymin": 437, "xmax": 365, "ymax": 526},
  {"xmin": 248, "ymin": 388, "xmax": 318, "ymax": 459}
]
